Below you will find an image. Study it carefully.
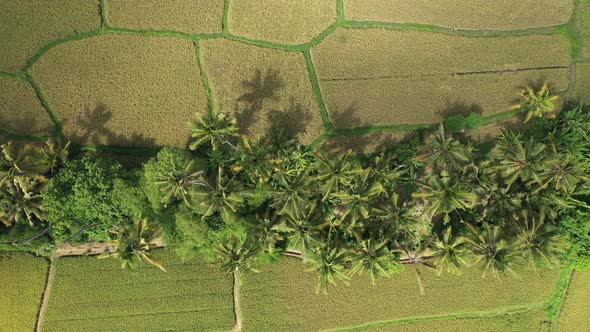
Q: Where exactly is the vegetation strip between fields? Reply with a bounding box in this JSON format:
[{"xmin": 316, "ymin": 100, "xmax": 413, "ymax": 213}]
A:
[
  {"xmin": 548, "ymin": 268, "xmax": 575, "ymax": 331},
  {"xmin": 304, "ymin": 49, "xmax": 334, "ymax": 131},
  {"xmin": 193, "ymin": 40, "xmax": 216, "ymax": 113},
  {"xmin": 99, "ymin": 0, "xmax": 108, "ymax": 28},
  {"xmin": 35, "ymin": 257, "xmax": 55, "ymax": 332},
  {"xmin": 322, "ymin": 303, "xmax": 546, "ymax": 332}
]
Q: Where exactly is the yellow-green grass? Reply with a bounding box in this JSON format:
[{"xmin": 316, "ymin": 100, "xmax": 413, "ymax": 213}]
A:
[
  {"xmin": 558, "ymin": 270, "xmax": 590, "ymax": 331},
  {"xmin": 240, "ymin": 258, "xmax": 560, "ymax": 331},
  {"xmin": 200, "ymin": 38, "xmax": 324, "ymax": 144},
  {"xmin": 576, "ymin": 0, "xmax": 590, "ymax": 59},
  {"xmin": 322, "ymin": 131, "xmax": 415, "ymax": 155},
  {"xmin": 31, "ymin": 34, "xmax": 208, "ymax": 147},
  {"xmin": 0, "ymin": 252, "xmax": 48, "ymax": 332},
  {"xmin": 576, "ymin": 63, "xmax": 590, "ymax": 103},
  {"xmin": 343, "ymin": 0, "xmax": 573, "ymax": 30},
  {"xmin": 0, "ymin": 76, "xmax": 55, "ymax": 136},
  {"xmin": 0, "ymin": 0, "xmax": 100, "ymax": 72},
  {"xmin": 362, "ymin": 310, "xmax": 550, "ymax": 332},
  {"xmin": 106, "ymin": 0, "xmax": 224, "ymax": 34},
  {"xmin": 228, "ymin": 0, "xmax": 337, "ymax": 44},
  {"xmin": 312, "ymin": 29, "xmax": 570, "ymax": 128},
  {"xmin": 43, "ymin": 250, "xmax": 234, "ymax": 332}
]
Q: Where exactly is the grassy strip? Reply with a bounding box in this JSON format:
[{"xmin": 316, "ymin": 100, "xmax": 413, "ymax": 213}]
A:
[
  {"xmin": 99, "ymin": 0, "xmax": 108, "ymax": 28},
  {"xmin": 107, "ymin": 26, "xmax": 197, "ymax": 39},
  {"xmin": 223, "ymin": 0, "xmax": 231, "ymax": 33},
  {"xmin": 547, "ymin": 267, "xmax": 575, "ymax": 331},
  {"xmin": 223, "ymin": 33, "xmax": 306, "ymax": 51},
  {"xmin": 556, "ymin": 21, "xmax": 582, "ymax": 59},
  {"xmin": 193, "ymin": 40, "xmax": 216, "ymax": 113},
  {"xmin": 304, "ymin": 49, "xmax": 334, "ymax": 131},
  {"xmin": 330, "ymin": 124, "xmax": 434, "ymax": 137},
  {"xmin": 21, "ymin": 74, "xmax": 63, "ymax": 138},
  {"xmin": 340, "ymin": 20, "xmax": 566, "ymax": 38},
  {"xmin": 0, "ymin": 70, "xmax": 22, "ymax": 79},
  {"xmin": 337, "ymin": 0, "xmax": 345, "ymax": 22},
  {"xmin": 0, "ymin": 128, "xmax": 47, "ymax": 142},
  {"xmin": 304, "ymin": 22, "xmax": 341, "ymax": 48},
  {"xmin": 324, "ymin": 304, "xmax": 545, "ymax": 332},
  {"xmin": 310, "ymin": 132, "xmax": 329, "ymax": 149}
]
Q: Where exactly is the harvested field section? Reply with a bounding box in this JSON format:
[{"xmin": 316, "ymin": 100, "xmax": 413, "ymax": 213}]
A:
[
  {"xmin": 0, "ymin": 76, "xmax": 55, "ymax": 136},
  {"xmin": 576, "ymin": 63, "xmax": 590, "ymax": 103},
  {"xmin": 0, "ymin": 252, "xmax": 49, "ymax": 332},
  {"xmin": 322, "ymin": 131, "xmax": 416, "ymax": 155},
  {"xmin": 365, "ymin": 310, "xmax": 550, "ymax": 332},
  {"xmin": 106, "ymin": 0, "xmax": 224, "ymax": 34},
  {"xmin": 228, "ymin": 0, "xmax": 336, "ymax": 44},
  {"xmin": 200, "ymin": 38, "xmax": 324, "ymax": 144},
  {"xmin": 31, "ymin": 34, "xmax": 208, "ymax": 147},
  {"xmin": 43, "ymin": 250, "xmax": 234, "ymax": 332},
  {"xmin": 240, "ymin": 258, "xmax": 560, "ymax": 331},
  {"xmin": 0, "ymin": 0, "xmax": 100, "ymax": 72},
  {"xmin": 343, "ymin": 0, "xmax": 573, "ymax": 30},
  {"xmin": 313, "ymin": 29, "xmax": 570, "ymax": 127},
  {"xmin": 558, "ymin": 270, "xmax": 590, "ymax": 331}
]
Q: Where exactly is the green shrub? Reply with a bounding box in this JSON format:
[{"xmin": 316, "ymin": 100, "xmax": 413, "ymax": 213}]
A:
[
  {"xmin": 43, "ymin": 157, "xmax": 138, "ymax": 242},
  {"xmin": 465, "ymin": 112, "xmax": 485, "ymax": 129},
  {"xmin": 443, "ymin": 114, "xmax": 467, "ymax": 132}
]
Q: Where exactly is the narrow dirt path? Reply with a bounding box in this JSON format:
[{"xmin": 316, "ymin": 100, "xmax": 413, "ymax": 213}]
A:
[
  {"xmin": 35, "ymin": 256, "xmax": 56, "ymax": 332},
  {"xmin": 231, "ymin": 272, "xmax": 242, "ymax": 332}
]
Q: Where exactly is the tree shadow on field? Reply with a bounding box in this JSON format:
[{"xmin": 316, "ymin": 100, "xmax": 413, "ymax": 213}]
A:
[
  {"xmin": 0, "ymin": 112, "xmax": 39, "ymax": 136},
  {"xmin": 267, "ymin": 98, "xmax": 312, "ymax": 141},
  {"xmin": 236, "ymin": 68, "xmax": 285, "ymax": 134},
  {"xmin": 331, "ymin": 103, "xmax": 367, "ymax": 128},
  {"xmin": 437, "ymin": 101, "xmax": 483, "ymax": 119},
  {"xmin": 67, "ymin": 103, "xmax": 156, "ymax": 147}
]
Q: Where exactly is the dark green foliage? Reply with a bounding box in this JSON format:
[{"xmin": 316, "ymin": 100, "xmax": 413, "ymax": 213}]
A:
[
  {"xmin": 43, "ymin": 157, "xmax": 137, "ymax": 242},
  {"xmin": 443, "ymin": 113, "xmax": 485, "ymax": 133}
]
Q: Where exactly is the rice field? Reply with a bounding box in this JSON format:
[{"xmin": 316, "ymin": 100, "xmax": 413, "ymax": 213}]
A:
[
  {"xmin": 240, "ymin": 258, "xmax": 561, "ymax": 331},
  {"xmin": 199, "ymin": 38, "xmax": 324, "ymax": 144},
  {"xmin": 576, "ymin": 63, "xmax": 590, "ymax": 103},
  {"xmin": 0, "ymin": 252, "xmax": 49, "ymax": 332},
  {"xmin": 557, "ymin": 270, "xmax": 590, "ymax": 331},
  {"xmin": 42, "ymin": 249, "xmax": 235, "ymax": 332},
  {"xmin": 361, "ymin": 310, "xmax": 550, "ymax": 332},
  {"xmin": 0, "ymin": 76, "xmax": 54, "ymax": 136},
  {"xmin": 30, "ymin": 34, "xmax": 208, "ymax": 147},
  {"xmin": 106, "ymin": 0, "xmax": 224, "ymax": 34},
  {"xmin": 0, "ymin": 0, "xmax": 100, "ymax": 72},
  {"xmin": 576, "ymin": 0, "xmax": 590, "ymax": 59},
  {"xmin": 228, "ymin": 0, "xmax": 337, "ymax": 44},
  {"xmin": 343, "ymin": 0, "xmax": 573, "ymax": 30},
  {"xmin": 312, "ymin": 29, "xmax": 570, "ymax": 128}
]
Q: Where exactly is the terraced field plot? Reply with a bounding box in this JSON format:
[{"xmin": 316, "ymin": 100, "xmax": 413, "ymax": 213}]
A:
[
  {"xmin": 43, "ymin": 250, "xmax": 234, "ymax": 332},
  {"xmin": 30, "ymin": 34, "xmax": 208, "ymax": 147},
  {"xmin": 0, "ymin": 252, "xmax": 48, "ymax": 332},
  {"xmin": 228, "ymin": 0, "xmax": 337, "ymax": 44},
  {"xmin": 0, "ymin": 76, "xmax": 54, "ymax": 136},
  {"xmin": 343, "ymin": 0, "xmax": 574, "ymax": 30},
  {"xmin": 106, "ymin": 0, "xmax": 225, "ymax": 34},
  {"xmin": 576, "ymin": 63, "xmax": 590, "ymax": 103},
  {"xmin": 558, "ymin": 270, "xmax": 590, "ymax": 331},
  {"xmin": 0, "ymin": 0, "xmax": 100, "ymax": 72},
  {"xmin": 199, "ymin": 38, "xmax": 324, "ymax": 144},
  {"xmin": 312, "ymin": 29, "xmax": 570, "ymax": 128},
  {"xmin": 240, "ymin": 258, "xmax": 560, "ymax": 331}
]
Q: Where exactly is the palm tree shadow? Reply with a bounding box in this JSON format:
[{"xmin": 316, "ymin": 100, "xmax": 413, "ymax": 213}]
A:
[
  {"xmin": 437, "ymin": 101, "xmax": 483, "ymax": 119},
  {"xmin": 67, "ymin": 103, "xmax": 156, "ymax": 147},
  {"xmin": 236, "ymin": 68, "xmax": 285, "ymax": 134},
  {"xmin": 266, "ymin": 98, "xmax": 312, "ymax": 141},
  {"xmin": 0, "ymin": 111, "xmax": 43, "ymax": 136}
]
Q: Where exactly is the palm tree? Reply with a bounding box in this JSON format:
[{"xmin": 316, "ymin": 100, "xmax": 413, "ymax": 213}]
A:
[
  {"xmin": 231, "ymin": 136, "xmax": 278, "ymax": 184},
  {"xmin": 284, "ymin": 204, "xmax": 323, "ymax": 259},
  {"xmin": 514, "ymin": 210, "xmax": 566, "ymax": 270},
  {"xmin": 253, "ymin": 210, "xmax": 291, "ymax": 254},
  {"xmin": 39, "ymin": 138, "xmax": 69, "ymax": 174},
  {"xmin": 214, "ymin": 236, "xmax": 259, "ymax": 277},
  {"xmin": 270, "ymin": 171, "xmax": 315, "ymax": 218},
  {"xmin": 535, "ymin": 153, "xmax": 589, "ymax": 195},
  {"xmin": 305, "ymin": 244, "xmax": 351, "ymax": 294},
  {"xmin": 314, "ymin": 150, "xmax": 363, "ymax": 201},
  {"xmin": 415, "ymin": 123, "xmax": 473, "ymax": 171},
  {"xmin": 373, "ymin": 192, "xmax": 419, "ymax": 239},
  {"xmin": 193, "ymin": 167, "xmax": 243, "ymax": 222},
  {"xmin": 493, "ymin": 133, "xmax": 549, "ymax": 187},
  {"xmin": 154, "ymin": 158, "xmax": 206, "ymax": 207},
  {"xmin": 367, "ymin": 152, "xmax": 407, "ymax": 190},
  {"xmin": 466, "ymin": 223, "xmax": 517, "ymax": 278},
  {"xmin": 430, "ymin": 227, "xmax": 471, "ymax": 275},
  {"xmin": 350, "ymin": 239, "xmax": 399, "ymax": 285},
  {"xmin": 99, "ymin": 219, "xmax": 166, "ymax": 271},
  {"xmin": 0, "ymin": 179, "xmax": 45, "ymax": 227},
  {"xmin": 0, "ymin": 142, "xmax": 45, "ymax": 187},
  {"xmin": 412, "ymin": 172, "xmax": 478, "ymax": 222},
  {"xmin": 333, "ymin": 169, "xmax": 385, "ymax": 229},
  {"xmin": 188, "ymin": 110, "xmax": 239, "ymax": 151},
  {"xmin": 511, "ymin": 83, "xmax": 559, "ymax": 123}
]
